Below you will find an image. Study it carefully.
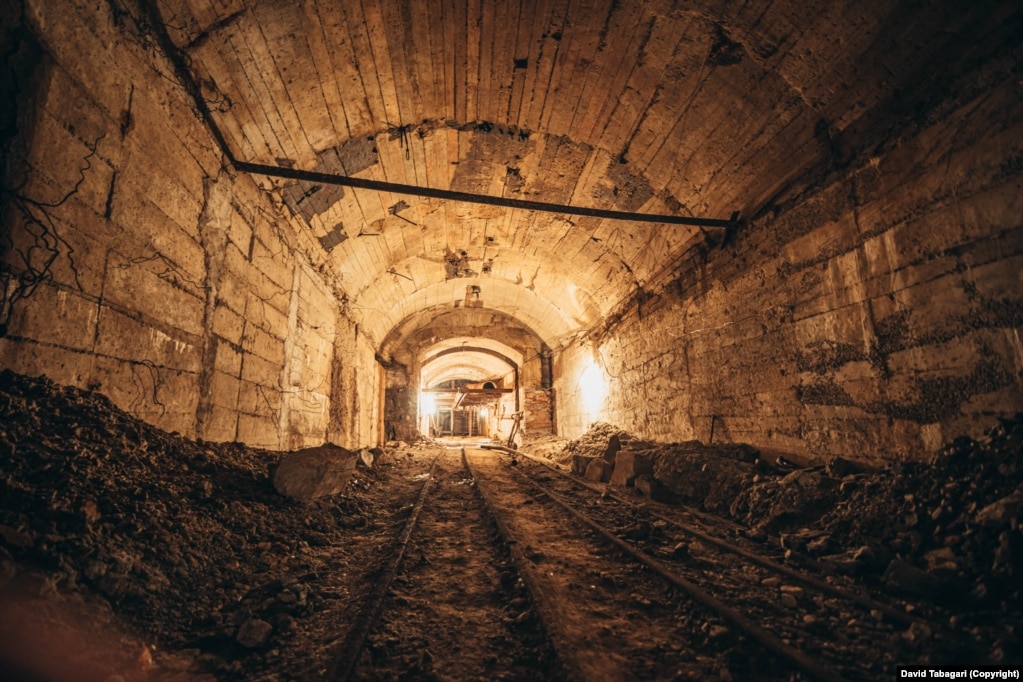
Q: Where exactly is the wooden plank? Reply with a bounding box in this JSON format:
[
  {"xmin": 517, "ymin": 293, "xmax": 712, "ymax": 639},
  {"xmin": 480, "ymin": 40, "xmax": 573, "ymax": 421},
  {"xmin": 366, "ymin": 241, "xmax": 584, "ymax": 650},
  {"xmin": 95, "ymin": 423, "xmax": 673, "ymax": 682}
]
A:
[
  {"xmin": 487, "ymin": 0, "xmax": 516, "ymax": 124},
  {"xmin": 220, "ymin": 14, "xmax": 301, "ymax": 162},
  {"xmin": 630, "ymin": 18, "xmax": 706, "ymax": 171},
  {"xmin": 363, "ymin": 0, "xmax": 410, "ymax": 126},
  {"xmin": 539, "ymin": 0, "xmax": 598, "ymax": 135},
  {"xmin": 313, "ymin": 0, "xmax": 373, "ymax": 136},
  {"xmin": 405, "ymin": 0, "xmax": 438, "ymax": 117},
  {"xmin": 595, "ymin": 10, "xmax": 685, "ymax": 157},
  {"xmin": 389, "ymin": 0, "xmax": 427, "ymax": 119},
  {"xmin": 448, "ymin": 0, "xmax": 468, "ymax": 122},
  {"xmin": 476, "ymin": 0, "xmax": 497, "ymax": 123},
  {"xmin": 465, "ymin": 0, "xmax": 482, "ymax": 122},
  {"xmin": 520, "ymin": 0, "xmax": 570, "ymax": 131},
  {"xmin": 570, "ymin": 0, "xmax": 646, "ymax": 144},
  {"xmin": 376, "ymin": 124, "xmax": 411, "ymax": 186},
  {"xmin": 421, "ymin": 124, "xmax": 446, "ymax": 193},
  {"xmin": 251, "ymin": 2, "xmax": 333, "ymax": 154},
  {"xmin": 420, "ymin": 0, "xmax": 447, "ymax": 116},
  {"xmin": 340, "ymin": 0, "xmax": 390, "ymax": 130},
  {"xmin": 506, "ymin": 0, "xmax": 536, "ymax": 124},
  {"xmin": 402, "ymin": 119, "xmax": 428, "ymax": 188},
  {"xmin": 188, "ymin": 37, "xmax": 266, "ymax": 160},
  {"xmin": 239, "ymin": 8, "xmax": 317, "ymax": 164},
  {"xmin": 301, "ymin": 0, "xmax": 351, "ymax": 141}
]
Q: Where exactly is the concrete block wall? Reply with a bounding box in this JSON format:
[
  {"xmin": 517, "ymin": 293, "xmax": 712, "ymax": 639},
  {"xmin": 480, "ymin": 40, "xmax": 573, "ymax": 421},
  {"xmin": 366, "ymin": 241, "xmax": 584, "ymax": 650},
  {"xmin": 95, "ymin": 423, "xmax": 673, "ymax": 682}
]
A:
[
  {"xmin": 523, "ymin": 389, "xmax": 553, "ymax": 434},
  {"xmin": 327, "ymin": 313, "xmax": 384, "ymax": 449},
  {"xmin": 555, "ymin": 73, "xmax": 1022, "ymax": 463},
  {"xmin": 0, "ymin": 1, "xmax": 374, "ymax": 449}
]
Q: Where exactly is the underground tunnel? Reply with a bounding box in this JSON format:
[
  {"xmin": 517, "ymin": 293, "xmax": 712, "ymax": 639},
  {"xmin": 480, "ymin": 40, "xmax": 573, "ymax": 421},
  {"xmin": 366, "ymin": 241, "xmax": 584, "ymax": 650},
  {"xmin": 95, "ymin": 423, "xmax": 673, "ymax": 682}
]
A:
[{"xmin": 0, "ymin": 0, "xmax": 1021, "ymax": 679}]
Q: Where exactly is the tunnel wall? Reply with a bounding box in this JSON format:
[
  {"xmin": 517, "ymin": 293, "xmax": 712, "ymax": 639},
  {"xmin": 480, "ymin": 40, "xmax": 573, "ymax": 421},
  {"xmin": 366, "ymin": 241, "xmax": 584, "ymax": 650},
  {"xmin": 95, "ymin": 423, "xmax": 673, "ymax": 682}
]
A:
[
  {"xmin": 557, "ymin": 72, "xmax": 1023, "ymax": 463},
  {"xmin": 0, "ymin": 1, "xmax": 361, "ymax": 449}
]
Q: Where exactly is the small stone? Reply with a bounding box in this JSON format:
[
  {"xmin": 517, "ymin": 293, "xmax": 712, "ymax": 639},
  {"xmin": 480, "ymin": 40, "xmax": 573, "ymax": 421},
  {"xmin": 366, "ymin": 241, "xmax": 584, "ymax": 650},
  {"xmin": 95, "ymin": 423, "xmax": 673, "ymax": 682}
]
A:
[
  {"xmin": 236, "ymin": 619, "xmax": 273, "ymax": 648},
  {"xmin": 81, "ymin": 500, "xmax": 101, "ymax": 524},
  {"xmin": 709, "ymin": 625, "xmax": 729, "ymax": 638},
  {"xmin": 0, "ymin": 525, "xmax": 34, "ymax": 549},
  {"xmin": 902, "ymin": 622, "xmax": 932, "ymax": 644},
  {"xmin": 882, "ymin": 558, "xmax": 949, "ymax": 598},
  {"xmin": 922, "ymin": 547, "xmax": 959, "ymax": 576},
  {"xmin": 357, "ymin": 448, "xmax": 374, "ymax": 468},
  {"xmin": 975, "ymin": 490, "xmax": 1023, "ymax": 527},
  {"xmin": 136, "ymin": 646, "xmax": 154, "ymax": 671}
]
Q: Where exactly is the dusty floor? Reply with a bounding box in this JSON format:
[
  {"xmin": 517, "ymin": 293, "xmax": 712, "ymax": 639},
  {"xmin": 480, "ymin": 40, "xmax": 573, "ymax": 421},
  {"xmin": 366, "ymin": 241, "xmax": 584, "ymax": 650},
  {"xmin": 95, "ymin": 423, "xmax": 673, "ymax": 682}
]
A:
[{"xmin": 0, "ymin": 371, "xmax": 1020, "ymax": 680}]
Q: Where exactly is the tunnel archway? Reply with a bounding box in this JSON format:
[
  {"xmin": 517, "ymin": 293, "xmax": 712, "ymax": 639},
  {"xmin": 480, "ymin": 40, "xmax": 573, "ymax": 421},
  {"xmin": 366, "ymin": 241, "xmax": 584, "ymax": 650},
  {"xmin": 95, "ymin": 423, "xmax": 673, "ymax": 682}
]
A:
[{"xmin": 419, "ymin": 343, "xmax": 520, "ymax": 439}]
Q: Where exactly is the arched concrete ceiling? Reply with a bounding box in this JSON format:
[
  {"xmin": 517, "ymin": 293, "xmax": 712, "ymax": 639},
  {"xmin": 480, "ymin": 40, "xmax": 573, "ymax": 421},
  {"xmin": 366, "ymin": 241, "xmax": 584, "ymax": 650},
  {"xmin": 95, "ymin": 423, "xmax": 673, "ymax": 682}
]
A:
[
  {"xmin": 423, "ymin": 338, "xmax": 524, "ymax": 369},
  {"xmin": 421, "ymin": 348, "xmax": 516, "ymax": 388},
  {"xmin": 158, "ymin": 0, "xmax": 986, "ymax": 349},
  {"xmin": 379, "ymin": 307, "xmax": 546, "ymax": 365}
]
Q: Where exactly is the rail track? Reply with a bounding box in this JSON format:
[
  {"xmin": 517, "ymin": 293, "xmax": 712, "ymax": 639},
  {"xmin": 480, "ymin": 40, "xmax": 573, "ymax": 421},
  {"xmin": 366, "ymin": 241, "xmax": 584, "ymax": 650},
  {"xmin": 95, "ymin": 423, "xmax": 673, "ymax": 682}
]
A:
[
  {"xmin": 326, "ymin": 447, "xmax": 563, "ymax": 681},
  {"xmin": 463, "ymin": 445, "xmax": 818, "ymax": 681},
  {"xmin": 325, "ymin": 442, "xmax": 961, "ymax": 681},
  {"xmin": 476, "ymin": 443, "xmax": 969, "ymax": 681}
]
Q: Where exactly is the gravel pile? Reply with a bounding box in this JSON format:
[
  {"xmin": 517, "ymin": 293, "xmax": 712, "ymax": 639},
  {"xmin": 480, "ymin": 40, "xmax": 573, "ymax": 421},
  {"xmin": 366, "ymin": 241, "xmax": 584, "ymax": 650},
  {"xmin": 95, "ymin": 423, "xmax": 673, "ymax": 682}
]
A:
[{"xmin": 0, "ymin": 370, "xmax": 380, "ymax": 679}]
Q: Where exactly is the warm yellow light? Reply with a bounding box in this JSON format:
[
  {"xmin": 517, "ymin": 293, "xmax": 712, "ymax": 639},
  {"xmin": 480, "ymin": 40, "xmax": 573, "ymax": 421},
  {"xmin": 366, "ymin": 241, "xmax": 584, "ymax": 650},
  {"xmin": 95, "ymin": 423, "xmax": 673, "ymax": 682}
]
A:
[
  {"xmin": 579, "ymin": 359, "xmax": 605, "ymax": 421},
  {"xmin": 479, "ymin": 407, "xmax": 489, "ymax": 419},
  {"xmin": 420, "ymin": 392, "xmax": 436, "ymax": 414}
]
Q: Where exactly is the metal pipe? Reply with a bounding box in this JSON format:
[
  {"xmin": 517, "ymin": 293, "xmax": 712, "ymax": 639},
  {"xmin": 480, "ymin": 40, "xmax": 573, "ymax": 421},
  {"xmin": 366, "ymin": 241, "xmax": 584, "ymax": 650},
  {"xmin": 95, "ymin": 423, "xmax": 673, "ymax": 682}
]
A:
[
  {"xmin": 145, "ymin": 1, "xmax": 743, "ymax": 230},
  {"xmin": 234, "ymin": 161, "xmax": 738, "ymax": 228}
]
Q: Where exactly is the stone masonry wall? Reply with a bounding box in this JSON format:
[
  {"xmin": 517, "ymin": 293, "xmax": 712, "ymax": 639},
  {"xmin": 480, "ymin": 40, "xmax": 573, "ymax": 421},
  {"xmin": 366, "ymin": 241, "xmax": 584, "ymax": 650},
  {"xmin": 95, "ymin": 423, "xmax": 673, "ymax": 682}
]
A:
[
  {"xmin": 560, "ymin": 69, "xmax": 1023, "ymax": 463},
  {"xmin": 0, "ymin": 0, "xmax": 368, "ymax": 449},
  {"xmin": 554, "ymin": 343, "xmax": 606, "ymax": 439}
]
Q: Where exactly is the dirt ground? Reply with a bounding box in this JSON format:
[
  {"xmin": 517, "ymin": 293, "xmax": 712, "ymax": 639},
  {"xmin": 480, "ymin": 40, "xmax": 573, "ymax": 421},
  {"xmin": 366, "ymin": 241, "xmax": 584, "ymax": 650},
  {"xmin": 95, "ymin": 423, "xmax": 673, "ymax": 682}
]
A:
[{"xmin": 1, "ymin": 371, "xmax": 1020, "ymax": 680}]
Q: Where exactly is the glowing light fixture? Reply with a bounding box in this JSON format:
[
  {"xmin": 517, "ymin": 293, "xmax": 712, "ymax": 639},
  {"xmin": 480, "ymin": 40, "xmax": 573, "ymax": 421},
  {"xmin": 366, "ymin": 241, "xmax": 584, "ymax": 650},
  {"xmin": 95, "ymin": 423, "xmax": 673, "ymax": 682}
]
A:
[{"xmin": 579, "ymin": 359, "xmax": 606, "ymax": 422}]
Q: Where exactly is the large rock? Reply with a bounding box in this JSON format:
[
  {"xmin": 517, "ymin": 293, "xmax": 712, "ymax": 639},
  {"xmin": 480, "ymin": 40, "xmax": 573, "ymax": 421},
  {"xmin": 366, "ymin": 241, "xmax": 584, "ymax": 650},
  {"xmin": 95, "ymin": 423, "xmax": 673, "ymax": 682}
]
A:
[
  {"xmin": 609, "ymin": 449, "xmax": 654, "ymax": 486},
  {"xmin": 635, "ymin": 475, "xmax": 675, "ymax": 503},
  {"xmin": 584, "ymin": 458, "xmax": 614, "ymax": 483},
  {"xmin": 236, "ymin": 618, "xmax": 273, "ymax": 648},
  {"xmin": 603, "ymin": 433, "xmax": 622, "ymax": 465},
  {"xmin": 881, "ymin": 558, "xmax": 951, "ymax": 599},
  {"xmin": 272, "ymin": 444, "xmax": 358, "ymax": 502},
  {"xmin": 974, "ymin": 489, "xmax": 1023, "ymax": 527},
  {"xmin": 572, "ymin": 454, "xmax": 597, "ymax": 476}
]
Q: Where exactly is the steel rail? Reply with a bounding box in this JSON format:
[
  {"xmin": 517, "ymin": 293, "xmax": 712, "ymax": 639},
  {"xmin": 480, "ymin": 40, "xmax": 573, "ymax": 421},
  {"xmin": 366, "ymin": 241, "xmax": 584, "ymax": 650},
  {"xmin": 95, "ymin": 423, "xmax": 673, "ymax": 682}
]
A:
[
  {"xmin": 483, "ymin": 451, "xmax": 850, "ymax": 682},
  {"xmin": 487, "ymin": 443, "xmax": 916, "ymax": 626},
  {"xmin": 327, "ymin": 457, "xmax": 438, "ymax": 681},
  {"xmin": 460, "ymin": 447, "xmax": 579, "ymax": 682}
]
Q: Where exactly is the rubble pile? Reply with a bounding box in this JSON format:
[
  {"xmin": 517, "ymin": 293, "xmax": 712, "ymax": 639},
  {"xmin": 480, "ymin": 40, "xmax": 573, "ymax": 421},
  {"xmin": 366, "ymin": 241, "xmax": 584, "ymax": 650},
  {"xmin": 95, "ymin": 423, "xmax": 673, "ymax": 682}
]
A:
[
  {"xmin": 560, "ymin": 421, "xmax": 655, "ymax": 464},
  {"xmin": 649, "ymin": 441, "xmax": 761, "ymax": 512},
  {"xmin": 561, "ymin": 422, "xmax": 631, "ymax": 459},
  {"xmin": 520, "ymin": 432, "xmax": 568, "ymax": 462},
  {"xmin": 0, "ymin": 370, "xmax": 377, "ymax": 677},
  {"xmin": 771, "ymin": 417, "xmax": 1023, "ymax": 608},
  {"xmin": 560, "ymin": 420, "xmax": 1021, "ymax": 617}
]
